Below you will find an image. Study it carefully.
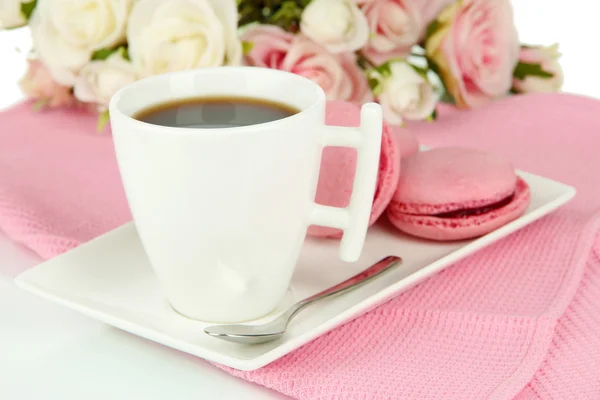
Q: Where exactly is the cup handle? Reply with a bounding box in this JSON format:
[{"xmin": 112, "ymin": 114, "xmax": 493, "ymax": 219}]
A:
[{"xmin": 310, "ymin": 103, "xmax": 383, "ymax": 263}]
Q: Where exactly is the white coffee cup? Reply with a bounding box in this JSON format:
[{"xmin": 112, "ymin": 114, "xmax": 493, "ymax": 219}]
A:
[{"xmin": 109, "ymin": 67, "xmax": 382, "ymax": 323}]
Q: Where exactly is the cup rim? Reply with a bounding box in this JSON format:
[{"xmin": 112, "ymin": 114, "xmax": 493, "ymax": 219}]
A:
[{"xmin": 108, "ymin": 66, "xmax": 326, "ymax": 136}]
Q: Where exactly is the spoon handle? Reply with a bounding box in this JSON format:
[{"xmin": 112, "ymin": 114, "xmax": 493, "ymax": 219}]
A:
[{"xmin": 287, "ymin": 255, "xmax": 401, "ymax": 320}]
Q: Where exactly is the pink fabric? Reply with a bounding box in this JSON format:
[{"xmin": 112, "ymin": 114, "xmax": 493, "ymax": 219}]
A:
[{"xmin": 1, "ymin": 93, "xmax": 600, "ymax": 399}]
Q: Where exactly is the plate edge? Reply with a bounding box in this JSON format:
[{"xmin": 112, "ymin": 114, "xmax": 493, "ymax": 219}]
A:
[{"xmin": 11, "ymin": 176, "xmax": 579, "ymax": 371}]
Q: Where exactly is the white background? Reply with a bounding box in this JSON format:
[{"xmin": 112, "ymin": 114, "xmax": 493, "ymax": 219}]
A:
[{"xmin": 0, "ymin": 1, "xmax": 598, "ymax": 399}]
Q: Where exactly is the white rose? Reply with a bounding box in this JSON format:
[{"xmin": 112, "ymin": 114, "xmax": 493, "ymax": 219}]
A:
[
  {"xmin": 0, "ymin": 0, "xmax": 26, "ymax": 29},
  {"xmin": 375, "ymin": 61, "xmax": 438, "ymax": 125},
  {"xmin": 512, "ymin": 44, "xmax": 564, "ymax": 93},
  {"xmin": 29, "ymin": 0, "xmax": 133, "ymax": 86},
  {"xmin": 74, "ymin": 52, "xmax": 137, "ymax": 106},
  {"xmin": 127, "ymin": 0, "xmax": 242, "ymax": 78},
  {"xmin": 300, "ymin": 0, "xmax": 369, "ymax": 53}
]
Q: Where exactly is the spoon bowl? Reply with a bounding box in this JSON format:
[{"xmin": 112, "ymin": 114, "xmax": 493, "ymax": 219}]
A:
[{"xmin": 204, "ymin": 322, "xmax": 287, "ymax": 345}]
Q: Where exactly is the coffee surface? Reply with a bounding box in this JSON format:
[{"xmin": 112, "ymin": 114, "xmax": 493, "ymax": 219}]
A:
[{"xmin": 134, "ymin": 96, "xmax": 299, "ymax": 128}]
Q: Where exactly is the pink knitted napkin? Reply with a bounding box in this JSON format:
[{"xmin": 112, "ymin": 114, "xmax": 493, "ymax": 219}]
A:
[{"xmin": 1, "ymin": 94, "xmax": 600, "ymax": 399}]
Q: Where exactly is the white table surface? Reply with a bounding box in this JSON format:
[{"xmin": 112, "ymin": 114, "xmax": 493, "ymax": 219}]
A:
[{"xmin": 0, "ymin": 2, "xmax": 597, "ymax": 399}]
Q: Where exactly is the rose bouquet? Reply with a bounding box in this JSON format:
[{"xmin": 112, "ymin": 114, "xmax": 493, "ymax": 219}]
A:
[{"xmin": 2, "ymin": 0, "xmax": 563, "ymax": 130}]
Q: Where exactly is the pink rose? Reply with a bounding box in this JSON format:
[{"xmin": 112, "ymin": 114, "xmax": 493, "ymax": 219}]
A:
[
  {"xmin": 359, "ymin": 0, "xmax": 424, "ymax": 65},
  {"xmin": 419, "ymin": 0, "xmax": 456, "ymax": 26},
  {"xmin": 512, "ymin": 44, "xmax": 564, "ymax": 93},
  {"xmin": 19, "ymin": 59, "xmax": 77, "ymax": 108},
  {"xmin": 358, "ymin": 0, "xmax": 454, "ymax": 65},
  {"xmin": 242, "ymin": 25, "xmax": 372, "ymax": 103},
  {"xmin": 425, "ymin": 0, "xmax": 519, "ymax": 108}
]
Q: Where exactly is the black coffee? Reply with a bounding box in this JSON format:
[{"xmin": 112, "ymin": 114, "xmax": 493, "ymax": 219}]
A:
[{"xmin": 134, "ymin": 96, "xmax": 299, "ymax": 128}]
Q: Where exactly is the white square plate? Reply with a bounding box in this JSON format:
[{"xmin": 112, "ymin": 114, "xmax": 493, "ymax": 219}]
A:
[{"xmin": 15, "ymin": 171, "xmax": 575, "ymax": 371}]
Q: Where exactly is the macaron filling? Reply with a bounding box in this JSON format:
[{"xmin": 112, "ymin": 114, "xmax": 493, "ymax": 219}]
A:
[
  {"xmin": 433, "ymin": 193, "xmax": 516, "ymax": 218},
  {"xmin": 386, "ymin": 147, "xmax": 532, "ymax": 241}
]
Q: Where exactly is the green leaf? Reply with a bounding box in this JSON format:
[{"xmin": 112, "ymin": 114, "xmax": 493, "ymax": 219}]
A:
[
  {"xmin": 118, "ymin": 46, "xmax": 130, "ymax": 61},
  {"xmin": 238, "ymin": 0, "xmax": 311, "ymax": 30},
  {"xmin": 428, "ymin": 56, "xmax": 455, "ymax": 103},
  {"xmin": 374, "ymin": 62, "xmax": 391, "ymax": 77},
  {"xmin": 513, "ymin": 61, "xmax": 554, "ymax": 80},
  {"xmin": 91, "ymin": 48, "xmax": 115, "ymax": 61},
  {"xmin": 367, "ymin": 77, "xmax": 378, "ymax": 90},
  {"xmin": 31, "ymin": 98, "xmax": 48, "ymax": 112},
  {"xmin": 440, "ymin": 91, "xmax": 455, "ymax": 104},
  {"xmin": 368, "ymin": 77, "xmax": 382, "ymax": 96},
  {"xmin": 237, "ymin": 1, "xmax": 263, "ymax": 27},
  {"xmin": 425, "ymin": 57, "xmax": 451, "ymax": 96},
  {"xmin": 426, "ymin": 57, "xmax": 441, "ymax": 77},
  {"xmin": 97, "ymin": 110, "xmax": 110, "ymax": 132},
  {"xmin": 270, "ymin": 1, "xmax": 302, "ymax": 20},
  {"xmin": 357, "ymin": 55, "xmax": 368, "ymax": 70},
  {"xmin": 242, "ymin": 41, "xmax": 254, "ymax": 55},
  {"xmin": 425, "ymin": 19, "xmax": 442, "ymax": 40},
  {"xmin": 426, "ymin": 109, "xmax": 438, "ymax": 122},
  {"xmin": 268, "ymin": 0, "xmax": 303, "ymax": 31},
  {"xmin": 20, "ymin": 0, "xmax": 37, "ymax": 20},
  {"xmin": 91, "ymin": 46, "xmax": 129, "ymax": 61},
  {"xmin": 410, "ymin": 64, "xmax": 429, "ymax": 79}
]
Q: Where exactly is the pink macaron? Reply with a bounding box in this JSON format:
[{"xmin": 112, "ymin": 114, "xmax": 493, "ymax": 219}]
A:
[
  {"xmin": 387, "ymin": 147, "xmax": 531, "ymax": 241},
  {"xmin": 307, "ymin": 101, "xmax": 402, "ymax": 238}
]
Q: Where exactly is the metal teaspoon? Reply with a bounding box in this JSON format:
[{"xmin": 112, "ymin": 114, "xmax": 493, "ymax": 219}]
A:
[{"xmin": 204, "ymin": 255, "xmax": 401, "ymax": 345}]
